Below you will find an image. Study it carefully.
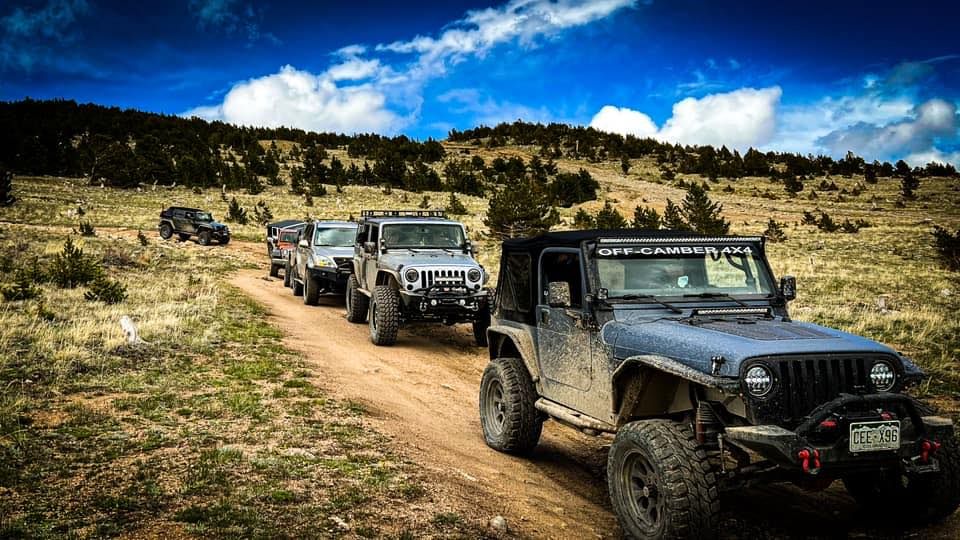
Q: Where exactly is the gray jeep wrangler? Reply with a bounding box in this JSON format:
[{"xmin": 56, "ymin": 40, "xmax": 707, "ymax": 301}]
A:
[
  {"xmin": 287, "ymin": 220, "xmax": 357, "ymax": 305},
  {"xmin": 479, "ymin": 230, "xmax": 959, "ymax": 539},
  {"xmin": 345, "ymin": 210, "xmax": 490, "ymax": 346}
]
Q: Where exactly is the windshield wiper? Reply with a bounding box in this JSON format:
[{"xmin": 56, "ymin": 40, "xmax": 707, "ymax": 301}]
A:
[
  {"xmin": 682, "ymin": 292, "xmax": 751, "ymax": 307},
  {"xmin": 609, "ymin": 294, "xmax": 682, "ymax": 314}
]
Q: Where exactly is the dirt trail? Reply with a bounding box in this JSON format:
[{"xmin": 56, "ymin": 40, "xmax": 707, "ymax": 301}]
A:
[{"xmin": 231, "ymin": 266, "xmax": 960, "ymax": 540}]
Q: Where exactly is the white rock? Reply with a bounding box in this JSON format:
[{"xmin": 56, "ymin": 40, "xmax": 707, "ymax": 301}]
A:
[{"xmin": 489, "ymin": 516, "xmax": 507, "ymax": 532}]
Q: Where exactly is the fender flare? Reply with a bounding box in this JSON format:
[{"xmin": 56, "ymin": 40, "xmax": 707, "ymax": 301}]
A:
[
  {"xmin": 375, "ymin": 268, "xmax": 402, "ymax": 288},
  {"xmin": 611, "ymin": 354, "xmax": 739, "ymax": 420},
  {"xmin": 486, "ymin": 324, "xmax": 540, "ymax": 383}
]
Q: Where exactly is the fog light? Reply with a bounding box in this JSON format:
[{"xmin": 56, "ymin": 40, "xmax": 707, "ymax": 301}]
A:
[
  {"xmin": 430, "ymin": 299, "xmax": 437, "ymax": 306},
  {"xmin": 744, "ymin": 365, "xmax": 774, "ymax": 397},
  {"xmin": 870, "ymin": 361, "xmax": 896, "ymax": 391}
]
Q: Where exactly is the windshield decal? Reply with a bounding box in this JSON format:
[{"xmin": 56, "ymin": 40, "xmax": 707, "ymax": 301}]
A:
[{"xmin": 596, "ymin": 245, "xmax": 753, "ymax": 257}]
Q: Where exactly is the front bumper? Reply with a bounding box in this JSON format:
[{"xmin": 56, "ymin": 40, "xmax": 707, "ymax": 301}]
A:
[
  {"xmin": 724, "ymin": 393, "xmax": 953, "ymax": 475},
  {"xmin": 401, "ymin": 285, "xmax": 488, "ymax": 321},
  {"xmin": 307, "ymin": 267, "xmax": 349, "ymax": 293}
]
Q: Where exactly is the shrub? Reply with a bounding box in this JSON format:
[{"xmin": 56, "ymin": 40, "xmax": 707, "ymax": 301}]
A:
[
  {"xmin": 418, "ymin": 195, "xmax": 430, "ymax": 209},
  {"xmin": 137, "ymin": 230, "xmax": 148, "ymax": 246},
  {"xmin": 816, "ymin": 180, "xmax": 839, "ymax": 191},
  {"xmin": 801, "ymin": 211, "xmax": 819, "ymax": 225},
  {"xmin": 78, "ymin": 221, "xmax": 96, "ymax": 237},
  {"xmin": 84, "ymin": 276, "xmax": 127, "ymax": 304},
  {"xmin": 816, "ymin": 212, "xmax": 840, "ymax": 232},
  {"xmin": 763, "ymin": 219, "xmax": 787, "ymax": 242},
  {"xmin": 0, "ymin": 166, "xmax": 14, "ymax": 206},
  {"xmin": 253, "ymin": 200, "xmax": 273, "ymax": 225},
  {"xmin": 594, "ymin": 201, "xmax": 628, "ymax": 229},
  {"xmin": 932, "ymin": 226, "xmax": 960, "ymax": 271},
  {"xmin": 783, "ymin": 175, "xmax": 804, "ymax": 194},
  {"xmin": 50, "ymin": 237, "xmax": 102, "ymax": 288},
  {"xmin": 445, "ymin": 193, "xmax": 468, "ymax": 215},
  {"xmin": 572, "ymin": 208, "xmax": 594, "ymax": 229},
  {"xmin": 226, "ymin": 197, "xmax": 248, "ymax": 225},
  {"xmin": 632, "ymin": 205, "xmax": 661, "ymax": 229},
  {"xmin": 900, "ymin": 173, "xmax": 920, "ymax": 200},
  {"xmin": 2, "ymin": 271, "xmax": 41, "ymax": 301}
]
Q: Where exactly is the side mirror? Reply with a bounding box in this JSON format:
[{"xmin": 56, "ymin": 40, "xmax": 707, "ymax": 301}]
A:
[
  {"xmin": 780, "ymin": 275, "xmax": 796, "ymax": 301},
  {"xmin": 547, "ymin": 281, "xmax": 571, "ymax": 308},
  {"xmin": 363, "ymin": 241, "xmax": 376, "ymax": 254}
]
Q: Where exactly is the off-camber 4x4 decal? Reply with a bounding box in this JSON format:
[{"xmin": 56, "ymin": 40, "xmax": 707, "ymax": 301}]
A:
[{"xmin": 595, "ymin": 245, "xmax": 755, "ymax": 257}]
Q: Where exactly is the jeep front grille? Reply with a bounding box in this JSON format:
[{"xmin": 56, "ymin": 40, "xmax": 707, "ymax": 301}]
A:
[
  {"xmin": 420, "ymin": 269, "xmax": 466, "ymax": 288},
  {"xmin": 746, "ymin": 355, "xmax": 895, "ymax": 427}
]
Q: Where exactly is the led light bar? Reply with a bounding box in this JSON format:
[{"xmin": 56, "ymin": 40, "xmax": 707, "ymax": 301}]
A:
[{"xmin": 598, "ymin": 236, "xmax": 764, "ymax": 244}]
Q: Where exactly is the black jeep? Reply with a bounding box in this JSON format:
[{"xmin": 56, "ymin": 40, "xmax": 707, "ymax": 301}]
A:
[
  {"xmin": 479, "ymin": 229, "xmax": 959, "ymax": 539},
  {"xmin": 159, "ymin": 207, "xmax": 230, "ymax": 245}
]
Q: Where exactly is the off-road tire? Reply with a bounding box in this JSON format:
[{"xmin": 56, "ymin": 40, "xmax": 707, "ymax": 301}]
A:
[
  {"xmin": 292, "ymin": 272, "xmax": 304, "ymax": 296},
  {"xmin": 473, "ymin": 304, "xmax": 491, "ymax": 347},
  {"xmin": 607, "ymin": 420, "xmax": 719, "ymax": 540},
  {"xmin": 345, "ymin": 275, "xmax": 368, "ymax": 323},
  {"xmin": 843, "ymin": 435, "xmax": 960, "ymax": 525},
  {"xmin": 283, "ymin": 261, "xmax": 292, "ymax": 288},
  {"xmin": 198, "ymin": 230, "xmax": 212, "ymax": 246},
  {"xmin": 369, "ymin": 285, "xmax": 399, "ymax": 346},
  {"xmin": 177, "ymin": 233, "xmax": 190, "ymax": 242},
  {"xmin": 270, "ymin": 264, "xmax": 280, "ymax": 278},
  {"xmin": 479, "ymin": 357, "xmax": 542, "ymax": 454},
  {"xmin": 303, "ymin": 275, "xmax": 320, "ymax": 306},
  {"xmin": 159, "ymin": 223, "xmax": 173, "ymax": 240},
  {"xmin": 220, "ymin": 237, "xmax": 229, "ymax": 246}
]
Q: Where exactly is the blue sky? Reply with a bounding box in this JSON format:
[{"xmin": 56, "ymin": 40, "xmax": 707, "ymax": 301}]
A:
[{"xmin": 2, "ymin": 0, "xmax": 959, "ymax": 165}]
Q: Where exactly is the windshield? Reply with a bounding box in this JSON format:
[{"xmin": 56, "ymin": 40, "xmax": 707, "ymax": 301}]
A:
[
  {"xmin": 382, "ymin": 224, "xmax": 465, "ymax": 249},
  {"xmin": 195, "ymin": 212, "xmax": 213, "ymax": 222},
  {"xmin": 596, "ymin": 245, "xmax": 775, "ymax": 298},
  {"xmin": 314, "ymin": 227, "xmax": 355, "ymax": 247}
]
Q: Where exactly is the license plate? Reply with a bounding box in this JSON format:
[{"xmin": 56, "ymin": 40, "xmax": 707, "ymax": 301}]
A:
[{"xmin": 849, "ymin": 420, "xmax": 900, "ymax": 453}]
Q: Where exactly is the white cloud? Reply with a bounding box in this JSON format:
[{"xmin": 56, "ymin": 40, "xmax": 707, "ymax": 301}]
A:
[
  {"xmin": 814, "ymin": 98, "xmax": 958, "ymax": 161},
  {"xmin": 183, "ymin": 65, "xmax": 404, "ymax": 134},
  {"xmin": 185, "ymin": 0, "xmax": 635, "ymax": 133},
  {"xmin": 589, "ymin": 86, "xmax": 781, "ymax": 148},
  {"xmin": 589, "ymin": 105, "xmax": 657, "ymax": 137}
]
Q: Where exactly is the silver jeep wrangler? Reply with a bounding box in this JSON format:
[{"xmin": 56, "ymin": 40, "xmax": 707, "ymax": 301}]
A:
[{"xmin": 344, "ymin": 210, "xmax": 491, "ymax": 346}]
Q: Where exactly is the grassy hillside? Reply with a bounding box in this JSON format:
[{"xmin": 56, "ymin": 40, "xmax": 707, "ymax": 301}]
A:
[{"xmin": 1, "ymin": 140, "xmax": 959, "ymax": 536}]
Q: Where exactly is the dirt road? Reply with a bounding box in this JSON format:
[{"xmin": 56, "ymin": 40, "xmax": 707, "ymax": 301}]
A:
[{"xmin": 232, "ymin": 267, "xmax": 960, "ymax": 539}]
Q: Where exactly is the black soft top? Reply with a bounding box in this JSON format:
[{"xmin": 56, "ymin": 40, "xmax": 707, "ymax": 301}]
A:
[
  {"xmin": 501, "ymin": 229, "xmax": 702, "ymax": 254},
  {"xmin": 267, "ymin": 219, "xmax": 305, "ymax": 232}
]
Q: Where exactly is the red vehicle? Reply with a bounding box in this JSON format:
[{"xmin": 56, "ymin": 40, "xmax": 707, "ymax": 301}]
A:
[{"xmin": 268, "ymin": 222, "xmax": 304, "ymax": 277}]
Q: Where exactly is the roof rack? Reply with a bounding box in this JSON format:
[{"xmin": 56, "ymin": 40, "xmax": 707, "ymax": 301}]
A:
[{"xmin": 360, "ymin": 210, "xmax": 447, "ymax": 218}]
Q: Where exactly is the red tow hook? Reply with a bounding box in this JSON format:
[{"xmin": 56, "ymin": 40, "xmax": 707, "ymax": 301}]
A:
[
  {"xmin": 920, "ymin": 440, "xmax": 942, "ymax": 464},
  {"xmin": 797, "ymin": 448, "xmax": 822, "ymax": 474}
]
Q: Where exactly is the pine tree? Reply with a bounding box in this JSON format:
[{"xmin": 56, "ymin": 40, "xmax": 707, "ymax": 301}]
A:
[
  {"xmin": 573, "ymin": 208, "xmax": 595, "ymax": 229},
  {"xmin": 484, "ymin": 180, "xmax": 559, "ymax": 239},
  {"xmin": 0, "ymin": 165, "xmax": 14, "ymax": 206},
  {"xmin": 783, "ymin": 175, "xmax": 804, "ymax": 195},
  {"xmin": 632, "ymin": 205, "xmax": 661, "ymax": 229},
  {"xmin": 900, "ymin": 172, "xmax": 919, "ymax": 200},
  {"xmin": 620, "ymin": 155, "xmax": 631, "ymax": 175},
  {"xmin": 594, "ymin": 201, "xmax": 628, "ymax": 229},
  {"xmin": 763, "ymin": 219, "xmax": 787, "ymax": 242},
  {"xmin": 446, "ymin": 192, "xmax": 468, "ymax": 215},
  {"xmin": 227, "ymin": 197, "xmax": 249, "ymax": 225},
  {"xmin": 680, "ymin": 183, "xmax": 730, "ymax": 235},
  {"xmin": 662, "ymin": 200, "xmax": 690, "ymax": 231}
]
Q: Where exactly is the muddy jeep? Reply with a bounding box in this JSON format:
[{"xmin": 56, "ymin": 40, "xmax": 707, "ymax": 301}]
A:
[
  {"xmin": 479, "ymin": 230, "xmax": 959, "ymax": 539},
  {"xmin": 345, "ymin": 210, "xmax": 490, "ymax": 346},
  {"xmin": 158, "ymin": 206, "xmax": 230, "ymax": 245}
]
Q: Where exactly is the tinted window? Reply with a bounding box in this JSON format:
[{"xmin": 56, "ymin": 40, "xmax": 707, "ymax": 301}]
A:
[
  {"xmin": 540, "ymin": 251, "xmax": 583, "ymax": 308},
  {"xmin": 381, "ymin": 224, "xmax": 464, "ymax": 249},
  {"xmin": 498, "ymin": 253, "xmax": 532, "ymax": 319},
  {"xmin": 314, "ymin": 227, "xmax": 356, "ymax": 247}
]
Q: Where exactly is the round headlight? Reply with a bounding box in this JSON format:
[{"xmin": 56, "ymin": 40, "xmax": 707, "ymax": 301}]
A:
[
  {"xmin": 744, "ymin": 365, "xmax": 774, "ymax": 397},
  {"xmin": 870, "ymin": 361, "xmax": 896, "ymax": 392},
  {"xmin": 467, "ymin": 268, "xmax": 483, "ymax": 282},
  {"xmin": 404, "ymin": 268, "xmax": 419, "ymax": 283}
]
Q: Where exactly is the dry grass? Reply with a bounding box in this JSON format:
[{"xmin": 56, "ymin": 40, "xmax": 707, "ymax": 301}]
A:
[
  {"xmin": 1, "ymin": 141, "xmax": 959, "ymax": 536},
  {"xmin": 0, "ymin": 223, "xmax": 483, "ymax": 538}
]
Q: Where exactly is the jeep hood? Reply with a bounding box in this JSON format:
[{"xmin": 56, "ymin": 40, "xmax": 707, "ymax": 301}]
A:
[
  {"xmin": 379, "ymin": 250, "xmax": 479, "ymax": 269},
  {"xmin": 311, "ymin": 246, "xmax": 353, "ymax": 258},
  {"xmin": 603, "ymin": 314, "xmax": 922, "ymax": 379}
]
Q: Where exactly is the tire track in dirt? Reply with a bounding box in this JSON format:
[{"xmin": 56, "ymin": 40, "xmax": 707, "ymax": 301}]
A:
[
  {"xmin": 231, "ymin": 269, "xmax": 617, "ymax": 539},
  {"xmin": 231, "ymin": 266, "xmax": 960, "ymax": 540}
]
